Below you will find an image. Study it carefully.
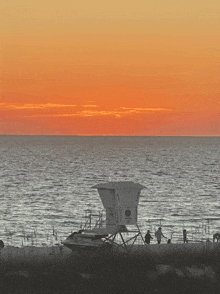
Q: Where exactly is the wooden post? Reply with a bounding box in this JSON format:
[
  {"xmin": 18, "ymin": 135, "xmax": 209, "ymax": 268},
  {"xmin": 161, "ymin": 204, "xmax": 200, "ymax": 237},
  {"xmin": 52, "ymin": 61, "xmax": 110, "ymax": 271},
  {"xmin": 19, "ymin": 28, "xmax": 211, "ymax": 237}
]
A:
[
  {"xmin": 136, "ymin": 223, "xmax": 145, "ymax": 244},
  {"xmin": 119, "ymin": 232, "xmax": 127, "ymax": 250}
]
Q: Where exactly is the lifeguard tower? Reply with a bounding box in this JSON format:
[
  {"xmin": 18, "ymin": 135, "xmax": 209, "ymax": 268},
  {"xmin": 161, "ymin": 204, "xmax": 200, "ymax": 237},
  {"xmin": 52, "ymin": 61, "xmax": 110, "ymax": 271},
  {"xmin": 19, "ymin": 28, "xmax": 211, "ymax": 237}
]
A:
[{"xmin": 92, "ymin": 181, "xmax": 146, "ymax": 249}]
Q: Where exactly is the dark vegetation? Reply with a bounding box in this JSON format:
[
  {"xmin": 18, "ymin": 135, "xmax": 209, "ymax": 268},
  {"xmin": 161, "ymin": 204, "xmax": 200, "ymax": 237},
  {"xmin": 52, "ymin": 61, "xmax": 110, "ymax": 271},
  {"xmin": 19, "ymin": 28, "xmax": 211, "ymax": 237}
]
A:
[{"xmin": 1, "ymin": 247, "xmax": 220, "ymax": 293}]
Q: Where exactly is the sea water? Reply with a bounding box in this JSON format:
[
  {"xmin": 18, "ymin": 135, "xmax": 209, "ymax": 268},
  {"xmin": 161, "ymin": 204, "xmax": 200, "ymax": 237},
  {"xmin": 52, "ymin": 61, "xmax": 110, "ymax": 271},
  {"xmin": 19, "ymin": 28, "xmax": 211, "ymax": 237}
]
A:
[{"xmin": 0, "ymin": 135, "xmax": 220, "ymax": 247}]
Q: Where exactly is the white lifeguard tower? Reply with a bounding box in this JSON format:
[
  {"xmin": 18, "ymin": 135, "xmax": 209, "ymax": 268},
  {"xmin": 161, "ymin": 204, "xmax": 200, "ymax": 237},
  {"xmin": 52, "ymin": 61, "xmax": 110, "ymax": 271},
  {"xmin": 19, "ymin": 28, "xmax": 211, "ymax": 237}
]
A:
[{"xmin": 92, "ymin": 181, "xmax": 146, "ymax": 249}]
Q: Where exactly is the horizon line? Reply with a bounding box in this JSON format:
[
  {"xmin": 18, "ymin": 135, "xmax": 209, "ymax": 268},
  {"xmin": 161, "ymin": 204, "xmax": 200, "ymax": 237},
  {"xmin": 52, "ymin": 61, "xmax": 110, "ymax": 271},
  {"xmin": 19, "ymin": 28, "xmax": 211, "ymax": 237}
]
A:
[{"xmin": 1, "ymin": 134, "xmax": 220, "ymax": 137}]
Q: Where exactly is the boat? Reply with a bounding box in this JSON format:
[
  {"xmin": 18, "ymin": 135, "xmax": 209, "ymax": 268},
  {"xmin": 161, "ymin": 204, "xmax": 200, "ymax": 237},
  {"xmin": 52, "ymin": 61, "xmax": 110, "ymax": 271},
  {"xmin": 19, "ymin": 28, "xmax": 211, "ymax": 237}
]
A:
[
  {"xmin": 62, "ymin": 229, "xmax": 109, "ymax": 250},
  {"xmin": 62, "ymin": 208, "xmax": 110, "ymax": 250}
]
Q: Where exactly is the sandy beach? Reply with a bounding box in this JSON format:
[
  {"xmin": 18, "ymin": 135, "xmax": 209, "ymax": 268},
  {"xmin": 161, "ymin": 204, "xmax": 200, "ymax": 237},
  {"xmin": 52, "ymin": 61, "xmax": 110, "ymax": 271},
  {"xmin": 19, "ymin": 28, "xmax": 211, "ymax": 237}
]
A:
[
  {"xmin": 1, "ymin": 242, "xmax": 220, "ymax": 293},
  {"xmin": 0, "ymin": 244, "xmax": 71, "ymax": 263}
]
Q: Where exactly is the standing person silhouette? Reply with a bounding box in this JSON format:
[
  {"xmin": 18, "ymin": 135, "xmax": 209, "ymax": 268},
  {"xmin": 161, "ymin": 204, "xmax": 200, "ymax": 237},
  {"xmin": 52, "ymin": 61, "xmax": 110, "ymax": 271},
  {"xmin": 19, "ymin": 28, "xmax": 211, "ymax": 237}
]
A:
[
  {"xmin": 183, "ymin": 229, "xmax": 188, "ymax": 243},
  {"xmin": 155, "ymin": 227, "xmax": 166, "ymax": 244},
  {"xmin": 145, "ymin": 230, "xmax": 153, "ymax": 244}
]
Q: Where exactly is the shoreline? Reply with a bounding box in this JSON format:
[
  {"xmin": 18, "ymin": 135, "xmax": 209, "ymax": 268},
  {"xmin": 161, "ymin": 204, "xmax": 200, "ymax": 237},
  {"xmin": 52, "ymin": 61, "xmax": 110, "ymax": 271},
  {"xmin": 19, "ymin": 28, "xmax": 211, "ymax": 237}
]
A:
[{"xmin": 1, "ymin": 241, "xmax": 220, "ymax": 263}]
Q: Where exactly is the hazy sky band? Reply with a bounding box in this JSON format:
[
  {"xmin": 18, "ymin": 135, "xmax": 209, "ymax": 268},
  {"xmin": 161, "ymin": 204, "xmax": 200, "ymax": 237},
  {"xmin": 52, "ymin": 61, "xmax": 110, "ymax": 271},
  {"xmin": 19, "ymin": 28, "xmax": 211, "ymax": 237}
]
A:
[{"xmin": 1, "ymin": 0, "xmax": 220, "ymax": 135}]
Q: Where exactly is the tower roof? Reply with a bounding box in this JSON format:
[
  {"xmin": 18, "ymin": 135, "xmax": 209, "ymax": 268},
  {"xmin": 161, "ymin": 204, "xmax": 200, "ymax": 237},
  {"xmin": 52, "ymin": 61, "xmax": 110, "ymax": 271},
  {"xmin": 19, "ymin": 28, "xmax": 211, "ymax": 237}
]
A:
[{"xmin": 91, "ymin": 181, "xmax": 146, "ymax": 190}]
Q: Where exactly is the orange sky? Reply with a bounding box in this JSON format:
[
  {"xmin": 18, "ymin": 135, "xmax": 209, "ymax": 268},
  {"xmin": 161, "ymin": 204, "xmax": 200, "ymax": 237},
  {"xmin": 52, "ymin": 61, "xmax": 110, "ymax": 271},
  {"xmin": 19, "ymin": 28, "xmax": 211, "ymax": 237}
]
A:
[{"xmin": 1, "ymin": 0, "xmax": 220, "ymax": 135}]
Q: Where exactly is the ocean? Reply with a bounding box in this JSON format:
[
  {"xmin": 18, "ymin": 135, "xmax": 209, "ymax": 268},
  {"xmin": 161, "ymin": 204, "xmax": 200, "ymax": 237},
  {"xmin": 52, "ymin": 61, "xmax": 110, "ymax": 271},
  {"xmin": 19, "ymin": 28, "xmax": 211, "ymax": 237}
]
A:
[{"xmin": 0, "ymin": 135, "xmax": 220, "ymax": 247}]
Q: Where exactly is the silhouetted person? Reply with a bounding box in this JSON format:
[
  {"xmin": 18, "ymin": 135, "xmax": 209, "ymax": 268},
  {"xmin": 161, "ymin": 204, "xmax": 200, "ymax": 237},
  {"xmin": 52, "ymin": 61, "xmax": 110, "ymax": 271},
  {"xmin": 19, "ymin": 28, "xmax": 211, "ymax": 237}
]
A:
[
  {"xmin": 183, "ymin": 229, "xmax": 188, "ymax": 243},
  {"xmin": 155, "ymin": 227, "xmax": 166, "ymax": 244},
  {"xmin": 145, "ymin": 230, "xmax": 153, "ymax": 244},
  {"xmin": 213, "ymin": 233, "xmax": 220, "ymax": 242},
  {"xmin": 0, "ymin": 240, "xmax": 4, "ymax": 248},
  {"xmin": 167, "ymin": 239, "xmax": 171, "ymax": 244}
]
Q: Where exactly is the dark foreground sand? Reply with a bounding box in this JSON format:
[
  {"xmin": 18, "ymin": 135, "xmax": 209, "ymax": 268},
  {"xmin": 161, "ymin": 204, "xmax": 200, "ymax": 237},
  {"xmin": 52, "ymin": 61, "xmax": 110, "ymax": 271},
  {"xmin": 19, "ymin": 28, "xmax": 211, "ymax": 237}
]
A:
[{"xmin": 1, "ymin": 242, "xmax": 220, "ymax": 293}]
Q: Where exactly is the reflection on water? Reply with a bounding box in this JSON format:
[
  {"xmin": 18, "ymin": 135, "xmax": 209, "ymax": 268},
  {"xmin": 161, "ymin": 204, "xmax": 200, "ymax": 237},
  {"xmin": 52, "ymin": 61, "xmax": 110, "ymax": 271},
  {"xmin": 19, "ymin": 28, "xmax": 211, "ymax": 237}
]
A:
[{"xmin": 0, "ymin": 136, "xmax": 220, "ymax": 246}]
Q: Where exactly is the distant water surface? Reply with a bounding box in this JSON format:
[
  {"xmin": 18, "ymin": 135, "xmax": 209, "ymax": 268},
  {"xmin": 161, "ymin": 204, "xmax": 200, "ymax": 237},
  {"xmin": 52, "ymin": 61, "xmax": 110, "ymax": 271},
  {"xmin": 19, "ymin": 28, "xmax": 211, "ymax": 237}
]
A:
[{"xmin": 0, "ymin": 136, "xmax": 220, "ymax": 246}]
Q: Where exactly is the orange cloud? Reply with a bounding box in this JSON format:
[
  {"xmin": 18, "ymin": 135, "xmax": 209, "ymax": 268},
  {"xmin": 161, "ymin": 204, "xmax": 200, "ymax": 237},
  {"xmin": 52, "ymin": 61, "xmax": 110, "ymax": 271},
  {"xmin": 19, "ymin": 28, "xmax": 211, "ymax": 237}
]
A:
[
  {"xmin": 82, "ymin": 105, "xmax": 98, "ymax": 108},
  {"xmin": 121, "ymin": 107, "xmax": 173, "ymax": 112},
  {"xmin": 21, "ymin": 107, "xmax": 173, "ymax": 118},
  {"xmin": 0, "ymin": 103, "xmax": 77, "ymax": 110}
]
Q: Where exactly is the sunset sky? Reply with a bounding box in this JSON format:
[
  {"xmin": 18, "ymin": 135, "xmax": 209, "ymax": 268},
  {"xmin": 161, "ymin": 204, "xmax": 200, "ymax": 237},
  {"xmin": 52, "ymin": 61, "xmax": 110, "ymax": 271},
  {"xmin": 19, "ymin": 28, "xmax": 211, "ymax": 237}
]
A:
[{"xmin": 1, "ymin": 0, "xmax": 220, "ymax": 135}]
